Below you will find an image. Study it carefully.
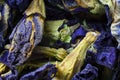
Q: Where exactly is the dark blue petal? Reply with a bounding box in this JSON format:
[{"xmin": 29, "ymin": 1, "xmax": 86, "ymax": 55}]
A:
[
  {"xmin": 94, "ymin": 31, "xmax": 118, "ymax": 49},
  {"xmin": 20, "ymin": 63, "xmax": 57, "ymax": 80},
  {"xmin": 71, "ymin": 26, "xmax": 87, "ymax": 43},
  {"xmin": 6, "ymin": 0, "xmax": 32, "ymax": 12},
  {"xmin": 96, "ymin": 47, "xmax": 116, "ymax": 69},
  {"xmin": 72, "ymin": 64, "xmax": 98, "ymax": 80}
]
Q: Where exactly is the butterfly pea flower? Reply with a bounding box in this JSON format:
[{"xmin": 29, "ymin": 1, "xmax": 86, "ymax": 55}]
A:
[
  {"xmin": 33, "ymin": 46, "xmax": 67, "ymax": 61},
  {"xmin": 53, "ymin": 31, "xmax": 99, "ymax": 80},
  {"xmin": 96, "ymin": 47, "xmax": 116, "ymax": 69},
  {"xmin": 72, "ymin": 64, "xmax": 98, "ymax": 80},
  {"xmin": 20, "ymin": 63, "xmax": 57, "ymax": 80},
  {"xmin": 7, "ymin": 0, "xmax": 45, "ymax": 66}
]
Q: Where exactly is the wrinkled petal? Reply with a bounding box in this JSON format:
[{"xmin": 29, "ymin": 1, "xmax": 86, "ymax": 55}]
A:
[
  {"xmin": 94, "ymin": 31, "xmax": 118, "ymax": 49},
  {"xmin": 20, "ymin": 63, "xmax": 57, "ymax": 80},
  {"xmin": 71, "ymin": 26, "xmax": 87, "ymax": 43},
  {"xmin": 8, "ymin": 14, "xmax": 44, "ymax": 66},
  {"xmin": 96, "ymin": 47, "xmax": 116, "ymax": 69},
  {"xmin": 72, "ymin": 64, "xmax": 98, "ymax": 80}
]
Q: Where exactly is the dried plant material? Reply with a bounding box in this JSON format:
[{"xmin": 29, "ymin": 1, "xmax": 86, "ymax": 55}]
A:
[
  {"xmin": 34, "ymin": 46, "xmax": 67, "ymax": 61},
  {"xmin": 7, "ymin": 0, "xmax": 45, "ymax": 66},
  {"xmin": 53, "ymin": 31, "xmax": 99, "ymax": 80}
]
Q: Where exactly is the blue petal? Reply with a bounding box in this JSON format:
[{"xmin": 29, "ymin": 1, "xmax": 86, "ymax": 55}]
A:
[
  {"xmin": 20, "ymin": 63, "xmax": 57, "ymax": 80},
  {"xmin": 72, "ymin": 64, "xmax": 98, "ymax": 80},
  {"xmin": 94, "ymin": 31, "xmax": 118, "ymax": 49},
  {"xmin": 71, "ymin": 26, "xmax": 87, "ymax": 43},
  {"xmin": 96, "ymin": 47, "xmax": 116, "ymax": 69}
]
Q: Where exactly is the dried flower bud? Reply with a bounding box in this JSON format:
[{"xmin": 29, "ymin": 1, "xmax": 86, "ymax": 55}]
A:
[
  {"xmin": 8, "ymin": 14, "xmax": 44, "ymax": 66},
  {"xmin": 53, "ymin": 31, "xmax": 99, "ymax": 80},
  {"xmin": 7, "ymin": 0, "xmax": 45, "ymax": 66}
]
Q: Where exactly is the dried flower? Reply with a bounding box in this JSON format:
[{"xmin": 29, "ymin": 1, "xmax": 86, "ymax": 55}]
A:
[
  {"xmin": 7, "ymin": 0, "xmax": 45, "ymax": 66},
  {"xmin": 53, "ymin": 31, "xmax": 99, "ymax": 80}
]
